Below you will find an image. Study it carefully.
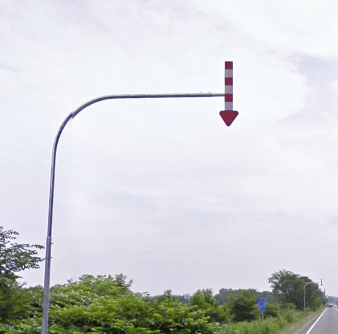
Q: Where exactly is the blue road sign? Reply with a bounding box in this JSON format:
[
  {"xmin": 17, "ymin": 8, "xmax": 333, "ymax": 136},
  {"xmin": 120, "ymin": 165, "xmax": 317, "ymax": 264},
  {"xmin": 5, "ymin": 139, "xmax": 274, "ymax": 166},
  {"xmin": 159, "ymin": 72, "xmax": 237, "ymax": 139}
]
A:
[{"xmin": 257, "ymin": 298, "xmax": 266, "ymax": 311}]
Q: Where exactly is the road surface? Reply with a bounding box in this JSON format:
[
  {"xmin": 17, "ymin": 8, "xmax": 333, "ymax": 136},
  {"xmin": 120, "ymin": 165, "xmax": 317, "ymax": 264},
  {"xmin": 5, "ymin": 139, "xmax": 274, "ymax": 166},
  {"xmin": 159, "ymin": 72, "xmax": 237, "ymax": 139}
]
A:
[{"xmin": 302, "ymin": 308, "xmax": 338, "ymax": 334}]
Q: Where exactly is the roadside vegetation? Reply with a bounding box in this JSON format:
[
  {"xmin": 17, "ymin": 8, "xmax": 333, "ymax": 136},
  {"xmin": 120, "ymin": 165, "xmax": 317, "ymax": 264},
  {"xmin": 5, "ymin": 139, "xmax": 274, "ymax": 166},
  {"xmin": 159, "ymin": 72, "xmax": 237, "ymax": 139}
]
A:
[
  {"xmin": 0, "ymin": 226, "xmax": 328, "ymax": 333},
  {"xmin": 216, "ymin": 308, "xmax": 322, "ymax": 334}
]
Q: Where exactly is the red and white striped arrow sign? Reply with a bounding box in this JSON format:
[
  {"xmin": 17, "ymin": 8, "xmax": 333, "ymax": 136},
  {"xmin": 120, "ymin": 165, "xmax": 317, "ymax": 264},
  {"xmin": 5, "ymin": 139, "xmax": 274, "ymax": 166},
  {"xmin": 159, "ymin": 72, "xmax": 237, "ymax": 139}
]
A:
[{"xmin": 219, "ymin": 61, "xmax": 239, "ymax": 126}]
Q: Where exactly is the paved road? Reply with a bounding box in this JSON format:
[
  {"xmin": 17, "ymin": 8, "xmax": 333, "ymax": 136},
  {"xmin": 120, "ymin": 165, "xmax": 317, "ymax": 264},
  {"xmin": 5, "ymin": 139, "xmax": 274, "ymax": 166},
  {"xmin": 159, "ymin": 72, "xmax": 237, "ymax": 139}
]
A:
[{"xmin": 303, "ymin": 308, "xmax": 338, "ymax": 334}]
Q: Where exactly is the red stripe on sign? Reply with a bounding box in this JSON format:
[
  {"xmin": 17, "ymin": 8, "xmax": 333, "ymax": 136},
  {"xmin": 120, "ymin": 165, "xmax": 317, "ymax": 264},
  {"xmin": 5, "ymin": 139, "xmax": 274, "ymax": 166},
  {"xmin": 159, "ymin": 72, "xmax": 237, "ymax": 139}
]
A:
[
  {"xmin": 225, "ymin": 77, "xmax": 233, "ymax": 85},
  {"xmin": 225, "ymin": 94, "xmax": 233, "ymax": 102},
  {"xmin": 225, "ymin": 61, "xmax": 233, "ymax": 69}
]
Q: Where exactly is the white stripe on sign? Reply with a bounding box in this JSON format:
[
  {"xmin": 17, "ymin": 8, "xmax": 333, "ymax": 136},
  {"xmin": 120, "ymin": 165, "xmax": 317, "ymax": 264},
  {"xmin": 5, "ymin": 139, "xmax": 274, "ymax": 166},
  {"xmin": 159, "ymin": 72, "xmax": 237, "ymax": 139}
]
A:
[
  {"xmin": 225, "ymin": 86, "xmax": 233, "ymax": 94},
  {"xmin": 224, "ymin": 102, "xmax": 233, "ymax": 110},
  {"xmin": 305, "ymin": 308, "xmax": 327, "ymax": 334},
  {"xmin": 224, "ymin": 69, "xmax": 233, "ymax": 78}
]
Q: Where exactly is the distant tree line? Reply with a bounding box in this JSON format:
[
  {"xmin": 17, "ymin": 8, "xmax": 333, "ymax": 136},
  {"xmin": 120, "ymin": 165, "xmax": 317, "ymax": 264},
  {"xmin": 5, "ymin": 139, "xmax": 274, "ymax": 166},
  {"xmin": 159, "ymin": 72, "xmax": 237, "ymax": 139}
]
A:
[
  {"xmin": 173, "ymin": 269, "xmax": 326, "ymax": 326},
  {"xmin": 0, "ymin": 225, "xmax": 328, "ymax": 333}
]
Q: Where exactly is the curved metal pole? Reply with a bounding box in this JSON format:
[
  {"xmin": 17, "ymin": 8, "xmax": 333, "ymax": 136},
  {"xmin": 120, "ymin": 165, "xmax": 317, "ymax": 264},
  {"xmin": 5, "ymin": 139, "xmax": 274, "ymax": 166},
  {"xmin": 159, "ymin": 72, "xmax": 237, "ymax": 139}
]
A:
[
  {"xmin": 304, "ymin": 282, "xmax": 317, "ymax": 313},
  {"xmin": 41, "ymin": 113, "xmax": 72, "ymax": 334},
  {"xmin": 41, "ymin": 92, "xmax": 224, "ymax": 334}
]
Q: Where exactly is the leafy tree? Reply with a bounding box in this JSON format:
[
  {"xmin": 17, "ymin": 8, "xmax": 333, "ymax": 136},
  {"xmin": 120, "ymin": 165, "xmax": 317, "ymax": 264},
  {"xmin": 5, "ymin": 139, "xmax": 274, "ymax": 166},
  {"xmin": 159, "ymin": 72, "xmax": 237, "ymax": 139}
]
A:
[
  {"xmin": 269, "ymin": 269, "xmax": 325, "ymax": 311},
  {"xmin": 215, "ymin": 288, "xmax": 239, "ymax": 305},
  {"xmin": 0, "ymin": 226, "xmax": 43, "ymax": 281},
  {"xmin": 190, "ymin": 289, "xmax": 231, "ymax": 324},
  {"xmin": 173, "ymin": 293, "xmax": 192, "ymax": 304},
  {"xmin": 0, "ymin": 226, "xmax": 43, "ymax": 321},
  {"xmin": 269, "ymin": 269, "xmax": 305, "ymax": 309},
  {"xmin": 191, "ymin": 289, "xmax": 216, "ymax": 309},
  {"xmin": 257, "ymin": 290, "xmax": 274, "ymax": 302},
  {"xmin": 228, "ymin": 289, "xmax": 258, "ymax": 322},
  {"xmin": 215, "ymin": 288, "xmax": 273, "ymax": 305}
]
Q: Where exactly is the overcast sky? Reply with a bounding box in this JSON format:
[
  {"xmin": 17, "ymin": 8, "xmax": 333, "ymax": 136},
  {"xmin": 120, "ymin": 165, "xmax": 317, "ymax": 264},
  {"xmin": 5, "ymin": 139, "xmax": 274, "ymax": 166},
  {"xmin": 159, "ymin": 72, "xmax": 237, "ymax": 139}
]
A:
[{"xmin": 1, "ymin": 0, "xmax": 338, "ymax": 297}]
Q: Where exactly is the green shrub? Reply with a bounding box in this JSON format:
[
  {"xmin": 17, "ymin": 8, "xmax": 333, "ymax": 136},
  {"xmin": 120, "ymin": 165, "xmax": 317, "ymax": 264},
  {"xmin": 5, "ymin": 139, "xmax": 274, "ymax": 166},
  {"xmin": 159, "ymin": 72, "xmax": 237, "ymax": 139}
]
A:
[
  {"xmin": 265, "ymin": 303, "xmax": 278, "ymax": 317},
  {"xmin": 0, "ymin": 276, "xmax": 216, "ymax": 334}
]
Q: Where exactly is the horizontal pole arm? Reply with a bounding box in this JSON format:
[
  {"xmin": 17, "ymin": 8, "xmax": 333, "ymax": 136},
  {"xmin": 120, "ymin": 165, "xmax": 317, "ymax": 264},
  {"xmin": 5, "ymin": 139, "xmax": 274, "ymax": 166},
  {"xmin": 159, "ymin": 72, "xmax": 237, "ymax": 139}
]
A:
[
  {"xmin": 72, "ymin": 93, "xmax": 225, "ymax": 117},
  {"xmin": 41, "ymin": 90, "xmax": 225, "ymax": 334}
]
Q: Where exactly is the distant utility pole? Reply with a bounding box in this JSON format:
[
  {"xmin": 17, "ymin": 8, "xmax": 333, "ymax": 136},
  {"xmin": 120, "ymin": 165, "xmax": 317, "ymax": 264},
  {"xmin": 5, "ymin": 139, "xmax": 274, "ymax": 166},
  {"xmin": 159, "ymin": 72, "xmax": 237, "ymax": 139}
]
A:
[{"xmin": 304, "ymin": 280, "xmax": 322, "ymax": 313}]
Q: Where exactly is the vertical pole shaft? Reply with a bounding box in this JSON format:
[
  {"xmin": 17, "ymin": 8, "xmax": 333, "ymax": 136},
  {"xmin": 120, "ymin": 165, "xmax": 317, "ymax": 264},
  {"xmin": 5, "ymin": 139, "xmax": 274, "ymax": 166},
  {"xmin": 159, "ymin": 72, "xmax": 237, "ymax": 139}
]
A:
[
  {"xmin": 304, "ymin": 285, "xmax": 306, "ymax": 313},
  {"xmin": 41, "ymin": 236, "xmax": 52, "ymax": 333},
  {"xmin": 41, "ymin": 142, "xmax": 58, "ymax": 334},
  {"xmin": 41, "ymin": 113, "xmax": 73, "ymax": 334}
]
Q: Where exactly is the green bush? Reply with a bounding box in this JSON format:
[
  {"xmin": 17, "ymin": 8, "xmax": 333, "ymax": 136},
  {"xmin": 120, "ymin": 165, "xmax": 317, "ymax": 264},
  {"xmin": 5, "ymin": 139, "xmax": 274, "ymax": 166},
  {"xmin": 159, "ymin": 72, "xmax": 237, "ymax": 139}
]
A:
[
  {"xmin": 0, "ymin": 276, "xmax": 216, "ymax": 334},
  {"xmin": 190, "ymin": 289, "xmax": 231, "ymax": 324},
  {"xmin": 228, "ymin": 290, "xmax": 258, "ymax": 323},
  {"xmin": 265, "ymin": 303, "xmax": 278, "ymax": 318}
]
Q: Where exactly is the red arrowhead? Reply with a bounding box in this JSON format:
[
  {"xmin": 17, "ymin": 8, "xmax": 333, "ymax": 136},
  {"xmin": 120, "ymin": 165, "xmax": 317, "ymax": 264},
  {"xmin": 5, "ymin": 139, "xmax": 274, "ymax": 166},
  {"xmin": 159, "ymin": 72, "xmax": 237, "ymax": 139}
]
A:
[{"xmin": 219, "ymin": 110, "xmax": 238, "ymax": 126}]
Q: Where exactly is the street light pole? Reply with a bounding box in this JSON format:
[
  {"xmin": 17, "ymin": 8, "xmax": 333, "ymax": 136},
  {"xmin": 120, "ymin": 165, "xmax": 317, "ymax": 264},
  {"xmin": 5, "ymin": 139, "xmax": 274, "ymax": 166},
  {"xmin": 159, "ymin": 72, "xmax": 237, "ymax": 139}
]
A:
[
  {"xmin": 41, "ymin": 92, "xmax": 226, "ymax": 334},
  {"xmin": 304, "ymin": 281, "xmax": 321, "ymax": 313}
]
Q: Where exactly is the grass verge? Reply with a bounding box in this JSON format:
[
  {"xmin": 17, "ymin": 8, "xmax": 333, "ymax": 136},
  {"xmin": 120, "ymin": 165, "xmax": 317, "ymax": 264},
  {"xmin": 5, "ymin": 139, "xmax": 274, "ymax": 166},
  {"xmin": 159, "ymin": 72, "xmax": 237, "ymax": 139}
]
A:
[
  {"xmin": 277, "ymin": 308, "xmax": 324, "ymax": 334},
  {"xmin": 216, "ymin": 308, "xmax": 324, "ymax": 334}
]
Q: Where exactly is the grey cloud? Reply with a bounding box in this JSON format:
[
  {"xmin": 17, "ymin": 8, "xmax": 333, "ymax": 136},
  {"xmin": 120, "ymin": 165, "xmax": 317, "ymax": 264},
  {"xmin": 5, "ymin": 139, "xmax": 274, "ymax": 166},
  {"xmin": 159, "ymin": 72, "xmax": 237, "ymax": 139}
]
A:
[
  {"xmin": 279, "ymin": 55, "xmax": 338, "ymax": 126},
  {"xmin": 0, "ymin": 62, "xmax": 16, "ymax": 73},
  {"xmin": 327, "ymin": 216, "xmax": 338, "ymax": 226}
]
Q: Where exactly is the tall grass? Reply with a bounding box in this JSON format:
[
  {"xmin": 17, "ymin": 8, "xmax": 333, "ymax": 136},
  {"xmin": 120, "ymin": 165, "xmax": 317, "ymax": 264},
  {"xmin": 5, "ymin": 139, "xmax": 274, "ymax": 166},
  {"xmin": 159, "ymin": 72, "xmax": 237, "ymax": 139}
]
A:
[{"xmin": 216, "ymin": 310, "xmax": 304, "ymax": 334}]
